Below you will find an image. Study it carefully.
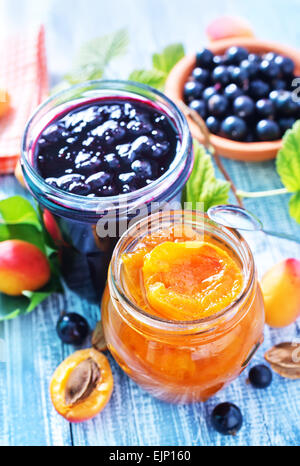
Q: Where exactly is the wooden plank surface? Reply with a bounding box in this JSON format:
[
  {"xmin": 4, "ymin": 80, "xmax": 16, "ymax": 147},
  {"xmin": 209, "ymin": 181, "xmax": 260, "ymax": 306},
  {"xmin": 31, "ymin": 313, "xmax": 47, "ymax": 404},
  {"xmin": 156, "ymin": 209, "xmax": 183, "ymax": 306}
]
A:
[{"xmin": 1, "ymin": 0, "xmax": 300, "ymax": 446}]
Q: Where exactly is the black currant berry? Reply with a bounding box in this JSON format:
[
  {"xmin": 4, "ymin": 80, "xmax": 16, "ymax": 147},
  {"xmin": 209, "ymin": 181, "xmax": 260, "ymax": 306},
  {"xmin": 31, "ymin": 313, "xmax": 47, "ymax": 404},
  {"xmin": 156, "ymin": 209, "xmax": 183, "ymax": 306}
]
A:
[
  {"xmin": 56, "ymin": 312, "xmax": 89, "ymax": 345},
  {"xmin": 211, "ymin": 402, "xmax": 243, "ymax": 435},
  {"xmin": 248, "ymin": 364, "xmax": 272, "ymax": 388}
]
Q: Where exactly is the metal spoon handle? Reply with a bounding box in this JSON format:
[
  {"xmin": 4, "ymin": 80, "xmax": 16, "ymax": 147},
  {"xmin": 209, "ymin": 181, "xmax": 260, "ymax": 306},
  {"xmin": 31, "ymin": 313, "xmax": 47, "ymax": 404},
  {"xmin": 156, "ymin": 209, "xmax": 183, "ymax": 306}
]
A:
[{"xmin": 263, "ymin": 229, "xmax": 300, "ymax": 244}]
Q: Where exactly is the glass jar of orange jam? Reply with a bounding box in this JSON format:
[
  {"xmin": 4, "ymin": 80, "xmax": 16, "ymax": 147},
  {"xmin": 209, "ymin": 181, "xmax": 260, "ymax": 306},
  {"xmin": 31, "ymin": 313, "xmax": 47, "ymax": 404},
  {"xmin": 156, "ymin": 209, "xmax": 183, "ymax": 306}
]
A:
[{"xmin": 102, "ymin": 211, "xmax": 265, "ymax": 403}]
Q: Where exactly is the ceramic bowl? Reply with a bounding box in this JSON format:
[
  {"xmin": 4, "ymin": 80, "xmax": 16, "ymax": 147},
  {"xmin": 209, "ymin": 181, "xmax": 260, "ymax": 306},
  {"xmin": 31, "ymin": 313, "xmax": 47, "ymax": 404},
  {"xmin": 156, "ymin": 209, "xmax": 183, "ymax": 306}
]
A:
[{"xmin": 165, "ymin": 37, "xmax": 300, "ymax": 161}]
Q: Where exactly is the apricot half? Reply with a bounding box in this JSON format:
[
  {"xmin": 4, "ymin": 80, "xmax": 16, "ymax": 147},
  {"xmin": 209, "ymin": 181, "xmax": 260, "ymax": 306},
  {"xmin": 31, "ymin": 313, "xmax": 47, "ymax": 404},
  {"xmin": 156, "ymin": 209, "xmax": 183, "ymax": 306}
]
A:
[
  {"xmin": 0, "ymin": 240, "xmax": 50, "ymax": 296},
  {"xmin": 122, "ymin": 225, "xmax": 203, "ymax": 308},
  {"xmin": 50, "ymin": 348, "xmax": 113, "ymax": 423},
  {"xmin": 261, "ymin": 258, "xmax": 300, "ymax": 328},
  {"xmin": 142, "ymin": 241, "xmax": 243, "ymax": 321}
]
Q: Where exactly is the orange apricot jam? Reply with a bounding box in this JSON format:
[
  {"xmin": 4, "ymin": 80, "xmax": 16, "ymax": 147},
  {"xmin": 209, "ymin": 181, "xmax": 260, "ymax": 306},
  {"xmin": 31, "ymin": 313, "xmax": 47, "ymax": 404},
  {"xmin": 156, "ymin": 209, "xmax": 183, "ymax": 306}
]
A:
[{"xmin": 102, "ymin": 211, "xmax": 265, "ymax": 403}]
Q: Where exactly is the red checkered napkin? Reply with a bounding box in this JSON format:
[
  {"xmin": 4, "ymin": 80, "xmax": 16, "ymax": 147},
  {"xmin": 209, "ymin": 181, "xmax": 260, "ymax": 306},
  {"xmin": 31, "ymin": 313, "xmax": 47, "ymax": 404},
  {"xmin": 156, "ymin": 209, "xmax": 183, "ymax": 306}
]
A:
[{"xmin": 0, "ymin": 25, "xmax": 49, "ymax": 174}]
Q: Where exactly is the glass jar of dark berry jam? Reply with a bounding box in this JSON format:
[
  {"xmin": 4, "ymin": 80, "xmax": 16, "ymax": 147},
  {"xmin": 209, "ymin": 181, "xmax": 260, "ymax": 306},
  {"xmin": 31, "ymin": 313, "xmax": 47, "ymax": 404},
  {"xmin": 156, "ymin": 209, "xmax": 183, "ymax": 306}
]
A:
[{"xmin": 21, "ymin": 80, "xmax": 193, "ymax": 299}]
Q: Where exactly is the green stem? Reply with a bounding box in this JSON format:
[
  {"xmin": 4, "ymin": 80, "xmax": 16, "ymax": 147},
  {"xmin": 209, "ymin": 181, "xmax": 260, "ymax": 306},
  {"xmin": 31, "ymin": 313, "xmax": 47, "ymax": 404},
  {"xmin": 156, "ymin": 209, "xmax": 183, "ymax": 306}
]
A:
[{"xmin": 237, "ymin": 187, "xmax": 289, "ymax": 199}]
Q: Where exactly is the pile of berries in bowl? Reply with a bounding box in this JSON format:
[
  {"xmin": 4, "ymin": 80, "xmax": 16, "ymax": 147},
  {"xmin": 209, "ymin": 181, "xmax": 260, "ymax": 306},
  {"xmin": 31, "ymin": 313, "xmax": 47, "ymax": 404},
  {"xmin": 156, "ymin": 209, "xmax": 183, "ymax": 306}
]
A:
[{"xmin": 165, "ymin": 38, "xmax": 300, "ymax": 161}]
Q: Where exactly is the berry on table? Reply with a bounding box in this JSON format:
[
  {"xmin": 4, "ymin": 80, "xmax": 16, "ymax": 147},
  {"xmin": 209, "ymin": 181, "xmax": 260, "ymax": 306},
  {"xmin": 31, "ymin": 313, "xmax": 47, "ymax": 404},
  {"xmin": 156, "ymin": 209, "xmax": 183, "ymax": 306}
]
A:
[
  {"xmin": 248, "ymin": 364, "xmax": 272, "ymax": 388},
  {"xmin": 211, "ymin": 402, "xmax": 243, "ymax": 435},
  {"xmin": 56, "ymin": 312, "xmax": 89, "ymax": 345}
]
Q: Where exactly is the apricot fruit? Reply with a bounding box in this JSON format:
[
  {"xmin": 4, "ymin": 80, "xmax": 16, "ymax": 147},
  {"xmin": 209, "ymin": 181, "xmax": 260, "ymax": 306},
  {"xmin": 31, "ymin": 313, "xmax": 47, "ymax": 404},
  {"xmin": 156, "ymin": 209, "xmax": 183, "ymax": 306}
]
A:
[
  {"xmin": 206, "ymin": 16, "xmax": 254, "ymax": 42},
  {"xmin": 142, "ymin": 241, "xmax": 243, "ymax": 321},
  {"xmin": 50, "ymin": 348, "xmax": 113, "ymax": 422},
  {"xmin": 0, "ymin": 240, "xmax": 50, "ymax": 296},
  {"xmin": 261, "ymin": 258, "xmax": 300, "ymax": 328},
  {"xmin": 122, "ymin": 225, "xmax": 202, "ymax": 309}
]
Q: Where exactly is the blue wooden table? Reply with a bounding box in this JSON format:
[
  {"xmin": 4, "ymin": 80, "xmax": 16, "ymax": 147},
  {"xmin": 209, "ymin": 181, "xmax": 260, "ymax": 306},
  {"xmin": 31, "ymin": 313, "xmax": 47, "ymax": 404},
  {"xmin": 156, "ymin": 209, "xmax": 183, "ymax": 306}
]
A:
[{"xmin": 1, "ymin": 0, "xmax": 300, "ymax": 446}]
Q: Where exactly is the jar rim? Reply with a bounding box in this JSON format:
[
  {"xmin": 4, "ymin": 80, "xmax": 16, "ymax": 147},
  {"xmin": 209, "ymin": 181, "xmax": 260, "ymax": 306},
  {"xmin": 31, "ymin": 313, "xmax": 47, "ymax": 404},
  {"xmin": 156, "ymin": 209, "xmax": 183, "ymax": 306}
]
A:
[
  {"xmin": 21, "ymin": 79, "xmax": 193, "ymax": 216},
  {"xmin": 109, "ymin": 210, "xmax": 255, "ymax": 332}
]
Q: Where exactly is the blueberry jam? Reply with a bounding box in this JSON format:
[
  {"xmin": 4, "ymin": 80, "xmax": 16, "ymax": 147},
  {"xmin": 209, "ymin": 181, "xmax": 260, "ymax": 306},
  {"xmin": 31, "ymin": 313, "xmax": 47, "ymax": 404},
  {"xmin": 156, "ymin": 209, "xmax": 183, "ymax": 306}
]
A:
[{"xmin": 35, "ymin": 98, "xmax": 179, "ymax": 197}]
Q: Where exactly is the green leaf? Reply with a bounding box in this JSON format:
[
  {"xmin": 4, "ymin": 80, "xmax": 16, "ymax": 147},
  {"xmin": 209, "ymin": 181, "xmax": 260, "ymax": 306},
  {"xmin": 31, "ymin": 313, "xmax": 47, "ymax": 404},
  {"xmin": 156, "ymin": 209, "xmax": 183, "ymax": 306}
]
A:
[
  {"xmin": 0, "ymin": 224, "xmax": 46, "ymax": 252},
  {"xmin": 152, "ymin": 43, "xmax": 185, "ymax": 75},
  {"xmin": 22, "ymin": 290, "xmax": 52, "ymax": 313},
  {"xmin": 182, "ymin": 141, "xmax": 230, "ymax": 212},
  {"xmin": 64, "ymin": 68, "xmax": 104, "ymax": 85},
  {"xmin": 0, "ymin": 293, "xmax": 27, "ymax": 320},
  {"xmin": 129, "ymin": 69, "xmax": 166, "ymax": 90},
  {"xmin": 0, "ymin": 196, "xmax": 42, "ymax": 231},
  {"xmin": 289, "ymin": 192, "xmax": 300, "ymax": 223},
  {"xmin": 0, "ymin": 288, "xmax": 56, "ymax": 321},
  {"xmin": 65, "ymin": 28, "xmax": 129, "ymax": 84},
  {"xmin": 0, "ymin": 290, "xmax": 49, "ymax": 320},
  {"xmin": 128, "ymin": 43, "xmax": 185, "ymax": 91},
  {"xmin": 276, "ymin": 120, "xmax": 300, "ymax": 192}
]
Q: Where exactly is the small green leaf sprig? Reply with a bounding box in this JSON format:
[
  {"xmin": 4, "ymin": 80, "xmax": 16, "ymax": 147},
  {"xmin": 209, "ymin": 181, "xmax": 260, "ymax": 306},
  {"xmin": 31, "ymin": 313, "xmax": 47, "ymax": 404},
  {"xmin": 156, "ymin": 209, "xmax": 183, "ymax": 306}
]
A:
[
  {"xmin": 51, "ymin": 28, "xmax": 130, "ymax": 93},
  {"xmin": 182, "ymin": 141, "xmax": 230, "ymax": 211},
  {"xmin": 129, "ymin": 43, "xmax": 185, "ymax": 90}
]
